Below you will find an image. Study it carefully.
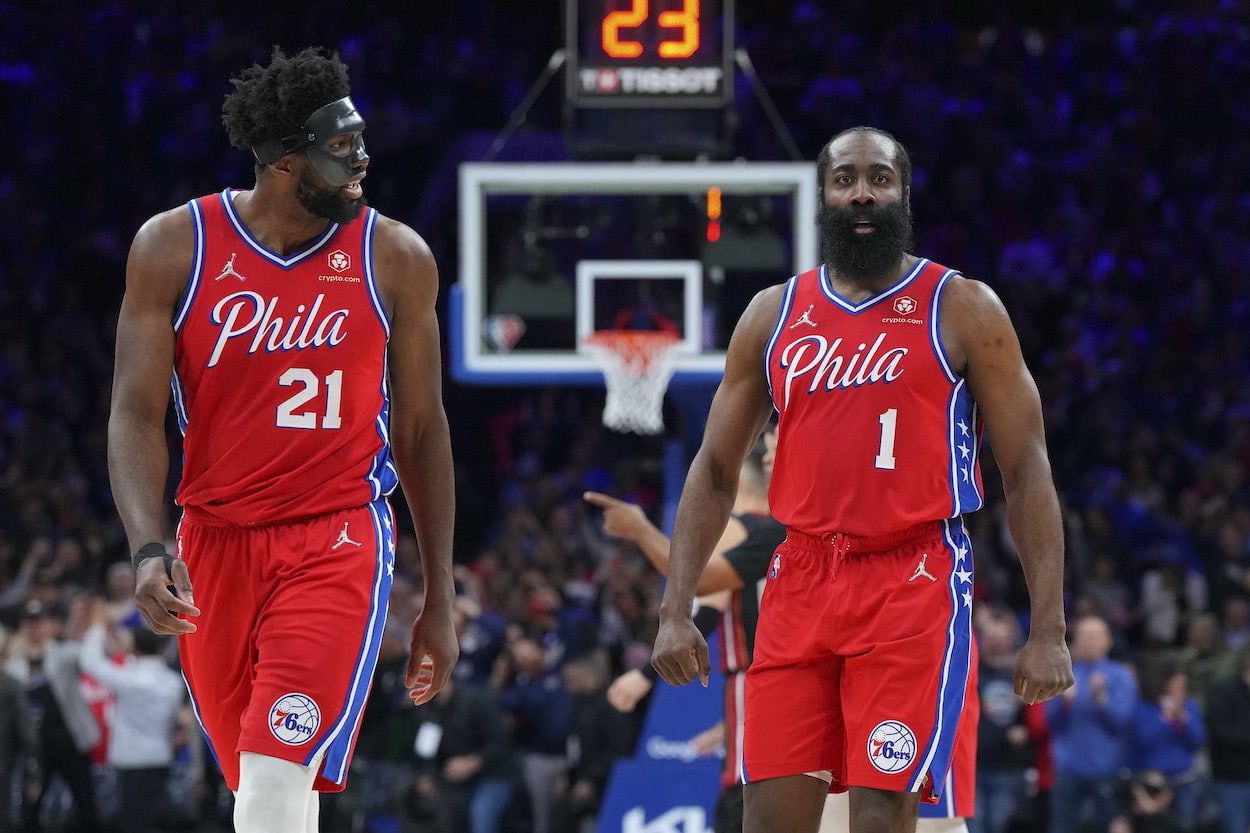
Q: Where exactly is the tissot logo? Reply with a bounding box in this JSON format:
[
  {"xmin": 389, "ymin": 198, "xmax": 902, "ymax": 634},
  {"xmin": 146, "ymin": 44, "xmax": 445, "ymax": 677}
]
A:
[{"xmin": 579, "ymin": 67, "xmax": 723, "ymax": 96}]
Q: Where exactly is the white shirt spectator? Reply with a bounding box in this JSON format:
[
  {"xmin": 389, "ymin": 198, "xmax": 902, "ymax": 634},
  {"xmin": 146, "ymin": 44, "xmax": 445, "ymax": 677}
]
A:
[{"xmin": 79, "ymin": 624, "xmax": 184, "ymax": 769}]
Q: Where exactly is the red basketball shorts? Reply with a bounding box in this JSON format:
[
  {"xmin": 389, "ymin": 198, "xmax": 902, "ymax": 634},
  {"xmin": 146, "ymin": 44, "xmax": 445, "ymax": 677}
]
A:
[
  {"xmin": 743, "ymin": 518, "xmax": 975, "ymax": 802},
  {"xmin": 175, "ymin": 498, "xmax": 395, "ymax": 792}
]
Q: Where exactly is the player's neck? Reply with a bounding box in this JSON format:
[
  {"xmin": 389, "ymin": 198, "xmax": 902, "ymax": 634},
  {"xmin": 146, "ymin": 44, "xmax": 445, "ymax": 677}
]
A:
[{"xmin": 231, "ymin": 185, "xmax": 333, "ymax": 256}]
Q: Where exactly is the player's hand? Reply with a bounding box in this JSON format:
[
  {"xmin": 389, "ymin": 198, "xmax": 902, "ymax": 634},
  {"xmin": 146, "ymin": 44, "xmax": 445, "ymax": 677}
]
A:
[
  {"xmin": 1013, "ymin": 632, "xmax": 1074, "ymax": 705},
  {"xmin": 583, "ymin": 491, "xmax": 654, "ymax": 543},
  {"xmin": 442, "ymin": 754, "xmax": 481, "ymax": 783},
  {"xmin": 134, "ymin": 553, "xmax": 199, "ymax": 635},
  {"xmin": 651, "ymin": 614, "xmax": 710, "ymax": 688},
  {"xmin": 405, "ymin": 605, "xmax": 459, "ymax": 706},
  {"xmin": 689, "ymin": 722, "xmax": 725, "ymax": 757},
  {"xmin": 607, "ymin": 668, "xmax": 655, "ymax": 713}
]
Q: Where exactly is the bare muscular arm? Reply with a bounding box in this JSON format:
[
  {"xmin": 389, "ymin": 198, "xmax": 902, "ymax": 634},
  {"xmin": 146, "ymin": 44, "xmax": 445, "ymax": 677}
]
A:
[
  {"xmin": 581, "ymin": 491, "xmax": 749, "ymax": 595},
  {"xmin": 651, "ymin": 285, "xmax": 780, "ymax": 687},
  {"xmin": 373, "ymin": 217, "xmax": 459, "ymax": 704},
  {"xmin": 108, "ymin": 207, "xmax": 200, "ymax": 634},
  {"xmin": 942, "ymin": 276, "xmax": 1073, "ymax": 703}
]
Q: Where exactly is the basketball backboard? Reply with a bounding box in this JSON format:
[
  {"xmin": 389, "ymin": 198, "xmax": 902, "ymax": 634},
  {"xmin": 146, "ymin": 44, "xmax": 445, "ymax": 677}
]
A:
[{"xmin": 451, "ymin": 161, "xmax": 818, "ymax": 385}]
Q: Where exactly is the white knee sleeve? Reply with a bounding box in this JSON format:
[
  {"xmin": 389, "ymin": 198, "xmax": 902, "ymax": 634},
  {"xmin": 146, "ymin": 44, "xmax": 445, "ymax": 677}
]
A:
[
  {"xmin": 305, "ymin": 788, "xmax": 320, "ymax": 833},
  {"xmin": 821, "ymin": 791, "xmax": 968, "ymax": 833},
  {"xmin": 915, "ymin": 818, "xmax": 968, "ymax": 833},
  {"xmin": 234, "ymin": 751, "xmax": 323, "ymax": 833},
  {"xmin": 821, "ymin": 792, "xmax": 851, "ymax": 833}
]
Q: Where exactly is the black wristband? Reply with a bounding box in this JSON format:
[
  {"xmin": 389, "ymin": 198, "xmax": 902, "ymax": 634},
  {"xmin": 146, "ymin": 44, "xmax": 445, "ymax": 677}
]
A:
[
  {"xmin": 693, "ymin": 605, "xmax": 722, "ymax": 636},
  {"xmin": 132, "ymin": 542, "xmax": 177, "ymax": 575}
]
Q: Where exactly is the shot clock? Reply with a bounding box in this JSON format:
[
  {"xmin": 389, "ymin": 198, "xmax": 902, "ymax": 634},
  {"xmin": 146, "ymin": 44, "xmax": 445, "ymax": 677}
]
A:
[{"xmin": 565, "ymin": 0, "xmax": 734, "ymax": 108}]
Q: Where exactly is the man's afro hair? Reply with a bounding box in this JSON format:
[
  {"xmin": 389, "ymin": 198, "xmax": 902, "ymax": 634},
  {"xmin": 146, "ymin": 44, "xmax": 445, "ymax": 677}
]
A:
[{"xmin": 221, "ymin": 46, "xmax": 351, "ymax": 151}]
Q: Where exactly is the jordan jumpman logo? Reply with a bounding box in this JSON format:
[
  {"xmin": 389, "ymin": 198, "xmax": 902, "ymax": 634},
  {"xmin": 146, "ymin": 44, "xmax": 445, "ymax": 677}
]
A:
[
  {"xmin": 332, "ymin": 522, "xmax": 362, "ymax": 549},
  {"xmin": 789, "ymin": 304, "xmax": 817, "ymax": 328},
  {"xmin": 215, "ymin": 252, "xmax": 246, "ymax": 281},
  {"xmin": 909, "ymin": 553, "xmax": 937, "ymax": 582}
]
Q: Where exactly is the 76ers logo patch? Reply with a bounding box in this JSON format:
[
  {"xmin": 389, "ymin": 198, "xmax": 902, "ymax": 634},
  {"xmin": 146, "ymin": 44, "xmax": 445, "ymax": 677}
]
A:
[
  {"xmin": 867, "ymin": 720, "xmax": 916, "ymax": 773},
  {"xmin": 269, "ymin": 693, "xmax": 321, "ymax": 745}
]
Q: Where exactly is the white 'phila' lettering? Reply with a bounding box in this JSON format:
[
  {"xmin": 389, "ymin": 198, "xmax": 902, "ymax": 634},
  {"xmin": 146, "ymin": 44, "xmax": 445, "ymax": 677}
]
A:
[
  {"xmin": 780, "ymin": 333, "xmax": 907, "ymax": 408},
  {"xmin": 208, "ymin": 291, "xmax": 349, "ymax": 368}
]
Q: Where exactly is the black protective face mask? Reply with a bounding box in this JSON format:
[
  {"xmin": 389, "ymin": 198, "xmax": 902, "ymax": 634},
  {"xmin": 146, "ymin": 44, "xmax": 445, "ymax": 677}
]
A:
[{"xmin": 255, "ymin": 97, "xmax": 369, "ymax": 188}]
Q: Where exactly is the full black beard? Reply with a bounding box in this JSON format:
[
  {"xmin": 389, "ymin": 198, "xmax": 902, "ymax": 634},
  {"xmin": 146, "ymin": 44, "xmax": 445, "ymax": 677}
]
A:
[
  {"xmin": 296, "ymin": 169, "xmax": 367, "ymax": 224},
  {"xmin": 817, "ymin": 201, "xmax": 913, "ymax": 278}
]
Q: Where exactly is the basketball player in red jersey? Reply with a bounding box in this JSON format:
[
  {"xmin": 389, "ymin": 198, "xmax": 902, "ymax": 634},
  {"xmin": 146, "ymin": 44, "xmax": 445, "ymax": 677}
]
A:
[
  {"xmin": 651, "ymin": 126, "xmax": 1073, "ymax": 833},
  {"xmin": 592, "ymin": 436, "xmax": 976, "ymax": 833},
  {"xmin": 107, "ymin": 48, "xmax": 458, "ymax": 833}
]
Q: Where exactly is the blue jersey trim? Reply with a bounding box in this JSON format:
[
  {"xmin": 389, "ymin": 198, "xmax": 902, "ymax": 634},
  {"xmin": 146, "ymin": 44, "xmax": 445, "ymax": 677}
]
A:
[
  {"xmin": 173, "ymin": 199, "xmax": 206, "ymax": 333},
  {"xmin": 946, "ymin": 383, "xmax": 983, "ymax": 517},
  {"xmin": 361, "ymin": 209, "xmax": 389, "ymax": 336},
  {"xmin": 175, "ymin": 513, "xmax": 222, "ymax": 774},
  {"xmin": 928, "ymin": 268, "xmax": 961, "ymax": 384},
  {"xmin": 919, "ymin": 766, "xmax": 958, "ymax": 818},
  {"xmin": 218, "ymin": 189, "xmax": 340, "ymax": 269},
  {"xmin": 360, "ymin": 207, "xmax": 398, "ymax": 500},
  {"xmin": 907, "ymin": 518, "xmax": 974, "ymax": 795},
  {"xmin": 764, "ymin": 275, "xmax": 801, "ymax": 407},
  {"xmin": 819, "ymin": 258, "xmax": 928, "ymax": 314},
  {"xmin": 313, "ymin": 498, "xmax": 394, "ymax": 783},
  {"xmin": 169, "ymin": 199, "xmax": 205, "ymax": 436}
]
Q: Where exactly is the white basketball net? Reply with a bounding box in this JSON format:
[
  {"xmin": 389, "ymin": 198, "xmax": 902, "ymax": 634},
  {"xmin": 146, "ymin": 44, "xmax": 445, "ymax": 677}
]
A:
[{"xmin": 584, "ymin": 331, "xmax": 681, "ymax": 435}]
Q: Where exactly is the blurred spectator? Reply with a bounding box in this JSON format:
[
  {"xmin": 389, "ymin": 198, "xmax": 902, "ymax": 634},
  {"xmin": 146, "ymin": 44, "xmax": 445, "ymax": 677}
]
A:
[
  {"xmin": 1181, "ymin": 612, "xmax": 1237, "ymax": 709},
  {"xmin": 78, "ymin": 598, "xmax": 184, "ymax": 833},
  {"xmin": 1079, "ymin": 553, "xmax": 1134, "ymax": 644},
  {"xmin": 406, "ymin": 675, "xmax": 518, "ymax": 833},
  {"xmin": 4, "ymin": 598, "xmax": 101, "ymax": 832},
  {"xmin": 1020, "ymin": 701, "xmax": 1054, "ymax": 833},
  {"xmin": 1219, "ymin": 598, "xmax": 1250, "ymax": 649},
  {"xmin": 496, "ymin": 637, "xmax": 572, "ymax": 833},
  {"xmin": 969, "ymin": 607, "xmax": 1033, "ymax": 833},
  {"xmin": 1203, "ymin": 643, "xmax": 1250, "ymax": 833},
  {"xmin": 450, "ymin": 594, "xmax": 509, "ymax": 690},
  {"xmin": 1135, "ymin": 560, "xmax": 1207, "ymax": 650},
  {"xmin": 1123, "ymin": 656, "xmax": 1206, "ymax": 829},
  {"xmin": 0, "ymin": 630, "xmax": 38, "ymax": 829},
  {"xmin": 348, "ymin": 583, "xmax": 425, "ymax": 830},
  {"xmin": 550, "ymin": 651, "xmax": 636, "ymax": 833},
  {"xmin": 0, "ymin": 541, "xmax": 50, "ymax": 612},
  {"xmin": 102, "ymin": 562, "xmax": 141, "ymax": 628},
  {"xmin": 1108, "ymin": 769, "xmax": 1186, "ymax": 833},
  {"xmin": 1046, "ymin": 614, "xmax": 1137, "ymax": 833},
  {"xmin": 1200, "ymin": 516, "xmax": 1250, "ymax": 618}
]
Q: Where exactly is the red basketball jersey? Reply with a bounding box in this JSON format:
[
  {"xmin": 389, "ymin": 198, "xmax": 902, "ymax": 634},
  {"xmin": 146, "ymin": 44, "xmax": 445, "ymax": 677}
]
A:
[
  {"xmin": 765, "ymin": 259, "xmax": 983, "ymax": 537},
  {"xmin": 172, "ymin": 190, "xmax": 397, "ymax": 526}
]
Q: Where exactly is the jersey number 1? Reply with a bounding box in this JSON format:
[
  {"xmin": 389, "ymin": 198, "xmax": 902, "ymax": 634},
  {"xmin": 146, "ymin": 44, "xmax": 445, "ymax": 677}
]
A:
[
  {"xmin": 875, "ymin": 408, "xmax": 897, "ymax": 470},
  {"xmin": 276, "ymin": 368, "xmax": 343, "ymax": 429}
]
